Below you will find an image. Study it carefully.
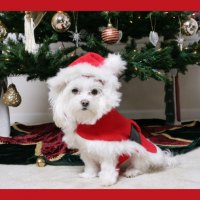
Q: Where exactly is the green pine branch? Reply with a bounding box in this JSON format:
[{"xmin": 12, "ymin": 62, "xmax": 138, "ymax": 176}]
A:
[
  {"xmin": 0, "ymin": 11, "xmax": 200, "ymax": 83},
  {"xmin": 0, "ymin": 36, "xmax": 78, "ymax": 81}
]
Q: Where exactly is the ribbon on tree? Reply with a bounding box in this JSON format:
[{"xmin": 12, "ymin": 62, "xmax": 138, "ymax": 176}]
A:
[{"xmin": 24, "ymin": 11, "xmax": 46, "ymax": 54}]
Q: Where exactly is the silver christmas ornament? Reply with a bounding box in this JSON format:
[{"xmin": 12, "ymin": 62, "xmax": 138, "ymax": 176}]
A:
[
  {"xmin": 0, "ymin": 20, "xmax": 8, "ymax": 41},
  {"xmin": 149, "ymin": 31, "xmax": 159, "ymax": 47},
  {"xmin": 191, "ymin": 12, "xmax": 200, "ymax": 27},
  {"xmin": 182, "ymin": 18, "xmax": 198, "ymax": 36},
  {"xmin": 51, "ymin": 11, "xmax": 71, "ymax": 32},
  {"xmin": 68, "ymin": 29, "xmax": 87, "ymax": 48}
]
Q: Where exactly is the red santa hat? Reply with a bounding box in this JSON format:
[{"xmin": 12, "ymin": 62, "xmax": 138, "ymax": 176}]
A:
[
  {"xmin": 58, "ymin": 52, "xmax": 126, "ymax": 83},
  {"xmin": 47, "ymin": 52, "xmax": 126, "ymax": 95},
  {"xmin": 69, "ymin": 52, "xmax": 104, "ymax": 67},
  {"xmin": 68, "ymin": 52, "xmax": 126, "ymax": 76}
]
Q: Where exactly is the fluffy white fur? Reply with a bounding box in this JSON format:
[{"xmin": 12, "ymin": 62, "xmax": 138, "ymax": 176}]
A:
[{"xmin": 47, "ymin": 53, "xmax": 177, "ymax": 186}]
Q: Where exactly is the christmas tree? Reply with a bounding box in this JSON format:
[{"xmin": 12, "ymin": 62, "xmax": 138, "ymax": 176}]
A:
[{"xmin": 0, "ymin": 11, "xmax": 200, "ymax": 130}]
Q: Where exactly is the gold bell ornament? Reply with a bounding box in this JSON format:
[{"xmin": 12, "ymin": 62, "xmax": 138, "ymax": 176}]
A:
[
  {"xmin": 36, "ymin": 157, "xmax": 46, "ymax": 167},
  {"xmin": 2, "ymin": 84, "xmax": 22, "ymax": 107}
]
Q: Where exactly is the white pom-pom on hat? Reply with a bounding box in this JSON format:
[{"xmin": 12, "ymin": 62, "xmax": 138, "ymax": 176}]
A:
[{"xmin": 101, "ymin": 53, "xmax": 126, "ymax": 76}]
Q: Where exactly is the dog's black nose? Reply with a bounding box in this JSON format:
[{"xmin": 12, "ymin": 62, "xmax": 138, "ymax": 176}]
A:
[{"xmin": 81, "ymin": 100, "xmax": 89, "ymax": 107}]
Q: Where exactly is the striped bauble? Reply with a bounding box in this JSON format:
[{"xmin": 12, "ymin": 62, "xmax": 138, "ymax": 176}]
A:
[{"xmin": 101, "ymin": 22, "xmax": 120, "ymax": 44}]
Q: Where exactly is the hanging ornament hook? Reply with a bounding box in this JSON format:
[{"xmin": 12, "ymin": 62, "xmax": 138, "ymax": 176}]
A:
[
  {"xmin": 73, "ymin": 11, "xmax": 78, "ymax": 33},
  {"xmin": 107, "ymin": 17, "xmax": 113, "ymax": 28},
  {"xmin": 74, "ymin": 12, "xmax": 79, "ymax": 48},
  {"xmin": 68, "ymin": 12, "xmax": 82, "ymax": 48},
  {"xmin": 150, "ymin": 13, "xmax": 156, "ymax": 32},
  {"xmin": 177, "ymin": 16, "xmax": 184, "ymax": 51}
]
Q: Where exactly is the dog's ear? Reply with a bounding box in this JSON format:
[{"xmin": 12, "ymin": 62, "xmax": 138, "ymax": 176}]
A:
[
  {"xmin": 47, "ymin": 71, "xmax": 69, "ymax": 116},
  {"xmin": 47, "ymin": 70, "xmax": 68, "ymax": 97},
  {"xmin": 47, "ymin": 76, "xmax": 65, "ymax": 93},
  {"xmin": 102, "ymin": 54, "xmax": 126, "ymax": 76},
  {"xmin": 47, "ymin": 73, "xmax": 69, "ymax": 129}
]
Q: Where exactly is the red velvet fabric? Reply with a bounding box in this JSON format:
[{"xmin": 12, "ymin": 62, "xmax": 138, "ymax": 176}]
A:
[
  {"xmin": 77, "ymin": 109, "xmax": 131, "ymax": 141},
  {"xmin": 69, "ymin": 52, "xmax": 104, "ymax": 67},
  {"xmin": 0, "ymin": 123, "xmax": 70, "ymax": 160},
  {"xmin": 0, "ymin": 119, "xmax": 194, "ymax": 164},
  {"xmin": 76, "ymin": 109, "xmax": 157, "ymax": 154}
]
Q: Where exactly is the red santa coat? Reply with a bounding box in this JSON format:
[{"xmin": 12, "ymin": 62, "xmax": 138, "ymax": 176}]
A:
[{"xmin": 76, "ymin": 109, "xmax": 157, "ymax": 167}]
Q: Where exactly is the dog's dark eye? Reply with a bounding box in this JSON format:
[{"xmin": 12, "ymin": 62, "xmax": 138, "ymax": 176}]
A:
[
  {"xmin": 72, "ymin": 88, "xmax": 79, "ymax": 94},
  {"xmin": 91, "ymin": 89, "xmax": 98, "ymax": 95}
]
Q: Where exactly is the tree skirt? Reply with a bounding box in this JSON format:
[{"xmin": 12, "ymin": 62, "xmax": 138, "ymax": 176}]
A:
[
  {"xmin": 0, "ymin": 123, "xmax": 83, "ymax": 166},
  {"xmin": 0, "ymin": 120, "xmax": 200, "ymax": 165},
  {"xmin": 136, "ymin": 119, "xmax": 200, "ymax": 155}
]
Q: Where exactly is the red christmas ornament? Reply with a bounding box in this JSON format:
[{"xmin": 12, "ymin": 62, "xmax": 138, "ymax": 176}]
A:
[{"xmin": 101, "ymin": 22, "xmax": 120, "ymax": 44}]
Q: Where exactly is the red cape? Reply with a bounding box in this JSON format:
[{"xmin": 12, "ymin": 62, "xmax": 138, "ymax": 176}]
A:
[{"xmin": 76, "ymin": 109, "xmax": 157, "ymax": 155}]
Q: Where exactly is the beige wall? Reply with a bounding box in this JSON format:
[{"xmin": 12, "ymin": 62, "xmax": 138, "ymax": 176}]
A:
[{"xmin": 120, "ymin": 65, "xmax": 200, "ymax": 120}]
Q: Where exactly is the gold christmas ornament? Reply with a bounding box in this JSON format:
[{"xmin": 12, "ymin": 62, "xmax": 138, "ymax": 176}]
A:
[
  {"xmin": 0, "ymin": 20, "xmax": 8, "ymax": 41},
  {"xmin": 36, "ymin": 157, "xmax": 46, "ymax": 167},
  {"xmin": 101, "ymin": 21, "xmax": 121, "ymax": 44},
  {"xmin": 181, "ymin": 18, "xmax": 198, "ymax": 36},
  {"xmin": 51, "ymin": 11, "xmax": 71, "ymax": 32},
  {"xmin": 2, "ymin": 84, "xmax": 22, "ymax": 107}
]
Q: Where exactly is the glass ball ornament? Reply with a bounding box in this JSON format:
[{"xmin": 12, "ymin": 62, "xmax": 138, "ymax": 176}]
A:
[
  {"xmin": 191, "ymin": 12, "xmax": 200, "ymax": 27},
  {"xmin": 181, "ymin": 18, "xmax": 198, "ymax": 36},
  {"xmin": 101, "ymin": 22, "xmax": 121, "ymax": 44},
  {"xmin": 0, "ymin": 20, "xmax": 8, "ymax": 41},
  {"xmin": 36, "ymin": 157, "xmax": 46, "ymax": 167},
  {"xmin": 51, "ymin": 11, "xmax": 71, "ymax": 32}
]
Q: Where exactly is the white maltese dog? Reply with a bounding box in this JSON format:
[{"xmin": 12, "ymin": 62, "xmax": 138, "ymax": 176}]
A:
[{"xmin": 47, "ymin": 52, "xmax": 176, "ymax": 186}]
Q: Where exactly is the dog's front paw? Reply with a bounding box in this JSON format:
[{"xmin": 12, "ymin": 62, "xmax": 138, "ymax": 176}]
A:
[
  {"xmin": 123, "ymin": 169, "xmax": 143, "ymax": 178},
  {"xmin": 99, "ymin": 171, "xmax": 118, "ymax": 186},
  {"xmin": 99, "ymin": 176, "xmax": 117, "ymax": 186},
  {"xmin": 79, "ymin": 172, "xmax": 97, "ymax": 178}
]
